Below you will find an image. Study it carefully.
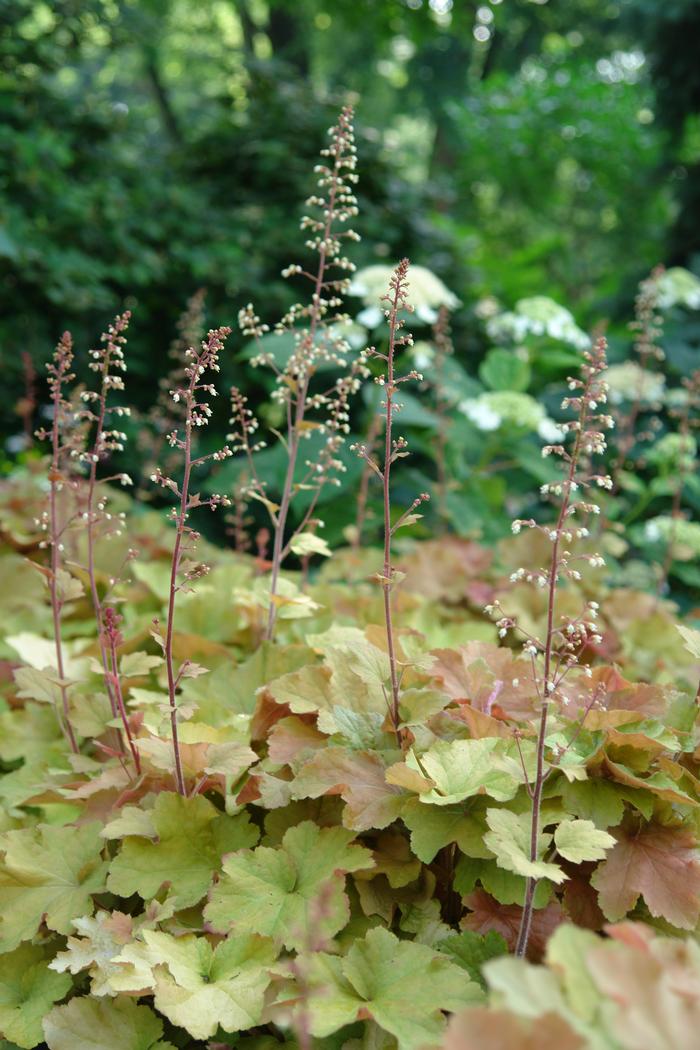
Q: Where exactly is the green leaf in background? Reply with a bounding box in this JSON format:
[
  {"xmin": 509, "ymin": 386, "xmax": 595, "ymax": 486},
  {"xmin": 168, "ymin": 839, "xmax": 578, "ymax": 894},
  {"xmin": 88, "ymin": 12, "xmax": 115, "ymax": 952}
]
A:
[
  {"xmin": 107, "ymin": 793, "xmax": 258, "ymax": 908},
  {"xmin": 303, "ymin": 926, "xmax": 481, "ymax": 1049},
  {"xmin": 43, "ymin": 996, "xmax": 176, "ymax": 1050},
  {"xmin": 439, "ymin": 930, "xmax": 509, "ymax": 989},
  {"xmin": 205, "ymin": 821, "xmax": 373, "ymax": 949},
  {"xmin": 479, "ymin": 348, "xmax": 531, "ymax": 392},
  {"xmin": 0, "ymin": 823, "xmax": 108, "ymax": 951},
  {"xmin": 0, "ymin": 943, "xmax": 72, "ymax": 1050}
]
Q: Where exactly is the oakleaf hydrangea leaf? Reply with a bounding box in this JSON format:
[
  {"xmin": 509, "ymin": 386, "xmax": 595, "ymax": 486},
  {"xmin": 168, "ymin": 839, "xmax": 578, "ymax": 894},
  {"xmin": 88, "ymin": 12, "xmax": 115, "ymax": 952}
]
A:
[
  {"xmin": 484, "ymin": 808, "xmax": 566, "ymax": 884},
  {"xmin": 205, "ymin": 821, "xmax": 373, "ymax": 949},
  {"xmin": 0, "ymin": 822, "xmax": 108, "ymax": 950},
  {"xmin": 107, "ymin": 792, "xmax": 258, "ymax": 908},
  {"xmin": 0, "ymin": 943, "xmax": 72, "ymax": 1049},
  {"xmin": 302, "ymin": 927, "xmax": 481, "ymax": 1049},
  {"xmin": 127, "ymin": 930, "xmax": 277, "ymax": 1039},
  {"xmin": 554, "ymin": 819, "xmax": 616, "ymax": 865},
  {"xmin": 43, "ymin": 996, "xmax": 175, "ymax": 1050}
]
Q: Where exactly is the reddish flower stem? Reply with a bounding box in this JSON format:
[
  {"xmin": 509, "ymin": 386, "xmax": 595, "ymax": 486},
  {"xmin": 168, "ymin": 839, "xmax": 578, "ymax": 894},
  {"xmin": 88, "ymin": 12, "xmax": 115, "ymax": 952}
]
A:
[
  {"xmin": 104, "ymin": 609, "xmax": 141, "ymax": 776},
  {"xmin": 47, "ymin": 338, "xmax": 79, "ymax": 754},
  {"xmin": 380, "ymin": 263, "xmax": 412, "ymax": 746},
  {"xmin": 164, "ymin": 422, "xmax": 193, "ymax": 797},
  {"xmin": 263, "ymin": 164, "xmax": 342, "ymax": 643},
  {"xmin": 86, "ymin": 385, "xmax": 119, "ymax": 722},
  {"xmin": 515, "ymin": 365, "xmax": 596, "ymax": 959}
]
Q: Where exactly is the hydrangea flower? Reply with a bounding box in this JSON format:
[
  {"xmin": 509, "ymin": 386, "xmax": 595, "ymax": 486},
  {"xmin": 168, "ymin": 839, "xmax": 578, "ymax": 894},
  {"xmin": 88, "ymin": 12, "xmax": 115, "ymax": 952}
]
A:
[
  {"xmin": 653, "ymin": 267, "xmax": 700, "ymax": 310},
  {"xmin": 411, "ymin": 340, "xmax": 435, "ymax": 371},
  {"xmin": 349, "ymin": 264, "xmax": 459, "ymax": 326},
  {"xmin": 605, "ymin": 361, "xmax": 665, "ymax": 406},
  {"xmin": 326, "ymin": 319, "xmax": 368, "ymax": 350},
  {"xmin": 459, "ymin": 390, "xmax": 562, "ymax": 439},
  {"xmin": 647, "ymin": 432, "xmax": 697, "ymax": 470},
  {"xmin": 486, "ymin": 296, "xmax": 590, "ymax": 349},
  {"xmin": 644, "ymin": 516, "xmax": 700, "ymax": 558}
]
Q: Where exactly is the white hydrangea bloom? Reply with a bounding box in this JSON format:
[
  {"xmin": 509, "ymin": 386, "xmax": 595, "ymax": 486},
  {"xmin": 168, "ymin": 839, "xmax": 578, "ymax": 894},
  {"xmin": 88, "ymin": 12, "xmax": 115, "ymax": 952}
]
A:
[
  {"xmin": 653, "ymin": 267, "xmax": 700, "ymax": 310},
  {"xmin": 459, "ymin": 398, "xmax": 502, "ymax": 431},
  {"xmin": 647, "ymin": 432, "xmax": 697, "ymax": 469},
  {"xmin": 460, "ymin": 390, "xmax": 558, "ymax": 435},
  {"xmin": 644, "ymin": 515, "xmax": 700, "ymax": 559},
  {"xmin": 486, "ymin": 295, "xmax": 590, "ymax": 349},
  {"xmin": 326, "ymin": 319, "xmax": 368, "ymax": 350},
  {"xmin": 411, "ymin": 340, "xmax": 435, "ymax": 370},
  {"xmin": 606, "ymin": 361, "xmax": 665, "ymax": 406},
  {"xmin": 350, "ymin": 264, "xmax": 459, "ymax": 324},
  {"xmin": 537, "ymin": 417, "xmax": 566, "ymax": 442}
]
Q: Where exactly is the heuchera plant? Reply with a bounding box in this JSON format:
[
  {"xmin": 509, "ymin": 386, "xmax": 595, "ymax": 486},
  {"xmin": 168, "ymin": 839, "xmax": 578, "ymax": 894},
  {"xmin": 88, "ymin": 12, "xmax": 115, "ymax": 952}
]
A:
[
  {"xmin": 234, "ymin": 105, "xmax": 367, "ymax": 640},
  {"xmin": 1, "ymin": 107, "xmax": 700, "ymax": 1050}
]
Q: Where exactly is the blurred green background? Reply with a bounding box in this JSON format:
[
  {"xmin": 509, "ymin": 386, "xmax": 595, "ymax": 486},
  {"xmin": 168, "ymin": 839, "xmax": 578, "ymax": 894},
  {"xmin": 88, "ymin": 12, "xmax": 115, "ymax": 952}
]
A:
[{"xmin": 2, "ymin": 0, "xmax": 700, "ymax": 489}]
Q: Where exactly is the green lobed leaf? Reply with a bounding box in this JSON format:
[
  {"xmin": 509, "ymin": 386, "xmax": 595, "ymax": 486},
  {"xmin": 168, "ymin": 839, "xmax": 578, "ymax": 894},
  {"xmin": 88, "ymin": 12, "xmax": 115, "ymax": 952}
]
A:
[
  {"xmin": 107, "ymin": 792, "xmax": 258, "ymax": 908},
  {"xmin": 554, "ymin": 819, "xmax": 616, "ymax": 865},
  {"xmin": 205, "ymin": 821, "xmax": 374, "ymax": 949},
  {"xmin": 120, "ymin": 930, "xmax": 277, "ymax": 1040},
  {"xmin": 395, "ymin": 738, "xmax": 522, "ymax": 806},
  {"xmin": 0, "ymin": 943, "xmax": 72, "ymax": 1049},
  {"xmin": 43, "ymin": 996, "xmax": 176, "ymax": 1050},
  {"xmin": 302, "ymin": 926, "xmax": 481, "ymax": 1049},
  {"xmin": 439, "ymin": 930, "xmax": 509, "ymax": 989},
  {"xmin": 0, "ymin": 822, "xmax": 108, "ymax": 950},
  {"xmin": 483, "ymin": 808, "xmax": 567, "ymax": 884}
]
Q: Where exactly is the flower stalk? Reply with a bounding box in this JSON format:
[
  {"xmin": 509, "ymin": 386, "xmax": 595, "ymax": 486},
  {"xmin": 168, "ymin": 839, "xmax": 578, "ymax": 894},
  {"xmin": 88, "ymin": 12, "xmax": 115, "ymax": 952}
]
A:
[
  {"xmin": 237, "ymin": 106, "xmax": 363, "ymax": 640},
  {"xmin": 353, "ymin": 259, "xmax": 428, "ymax": 744},
  {"xmin": 40, "ymin": 333, "xmax": 80, "ymax": 754},
  {"xmin": 153, "ymin": 326, "xmax": 232, "ymax": 794},
  {"xmin": 80, "ymin": 312, "xmax": 132, "ymax": 724},
  {"xmin": 103, "ymin": 607, "xmax": 141, "ymax": 776},
  {"xmin": 485, "ymin": 337, "xmax": 611, "ymax": 957}
]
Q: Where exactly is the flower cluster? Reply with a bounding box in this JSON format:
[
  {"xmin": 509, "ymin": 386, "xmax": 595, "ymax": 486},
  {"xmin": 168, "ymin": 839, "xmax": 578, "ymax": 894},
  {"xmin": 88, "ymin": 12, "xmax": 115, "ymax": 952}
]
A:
[
  {"xmin": 79, "ymin": 312, "xmax": 133, "ymax": 539},
  {"xmin": 610, "ymin": 267, "xmax": 665, "ymax": 482},
  {"xmin": 137, "ymin": 289, "xmax": 208, "ymax": 497},
  {"xmin": 235, "ymin": 105, "xmax": 366, "ymax": 639},
  {"xmin": 34, "ymin": 331, "xmax": 83, "ymax": 752},
  {"xmin": 484, "ymin": 336, "xmax": 612, "ymax": 959},
  {"xmin": 486, "ymin": 295, "xmax": 590, "ymax": 350},
  {"xmin": 351, "ymin": 259, "xmax": 430, "ymax": 744},
  {"xmin": 152, "ymin": 326, "xmax": 233, "ymax": 525},
  {"xmin": 491, "ymin": 338, "xmax": 612, "ymax": 661},
  {"xmin": 242, "ymin": 104, "xmax": 361, "ymax": 393},
  {"xmin": 153, "ymin": 324, "xmax": 233, "ymax": 796}
]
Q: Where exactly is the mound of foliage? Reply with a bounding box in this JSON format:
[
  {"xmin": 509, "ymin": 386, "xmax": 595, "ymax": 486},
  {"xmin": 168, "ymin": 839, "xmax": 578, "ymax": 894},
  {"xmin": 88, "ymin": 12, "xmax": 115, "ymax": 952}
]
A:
[{"xmin": 1, "ymin": 106, "xmax": 700, "ymax": 1050}]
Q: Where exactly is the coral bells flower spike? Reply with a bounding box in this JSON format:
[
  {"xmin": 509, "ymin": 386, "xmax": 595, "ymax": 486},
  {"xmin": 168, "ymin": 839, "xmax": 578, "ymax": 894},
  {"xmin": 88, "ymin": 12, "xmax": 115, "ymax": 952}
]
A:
[
  {"xmin": 154, "ymin": 325, "xmax": 233, "ymax": 795},
  {"xmin": 236, "ymin": 105, "xmax": 367, "ymax": 641},
  {"xmin": 78, "ymin": 311, "xmax": 132, "ymax": 727},
  {"xmin": 36, "ymin": 332, "xmax": 80, "ymax": 753},
  {"xmin": 351, "ymin": 259, "xmax": 430, "ymax": 746},
  {"xmin": 482, "ymin": 336, "xmax": 612, "ymax": 959}
]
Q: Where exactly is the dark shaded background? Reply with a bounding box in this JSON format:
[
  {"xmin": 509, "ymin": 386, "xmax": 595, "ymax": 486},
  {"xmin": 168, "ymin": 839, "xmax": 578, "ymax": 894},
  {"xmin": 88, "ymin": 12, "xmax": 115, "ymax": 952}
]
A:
[{"xmin": 1, "ymin": 0, "xmax": 699, "ymax": 455}]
